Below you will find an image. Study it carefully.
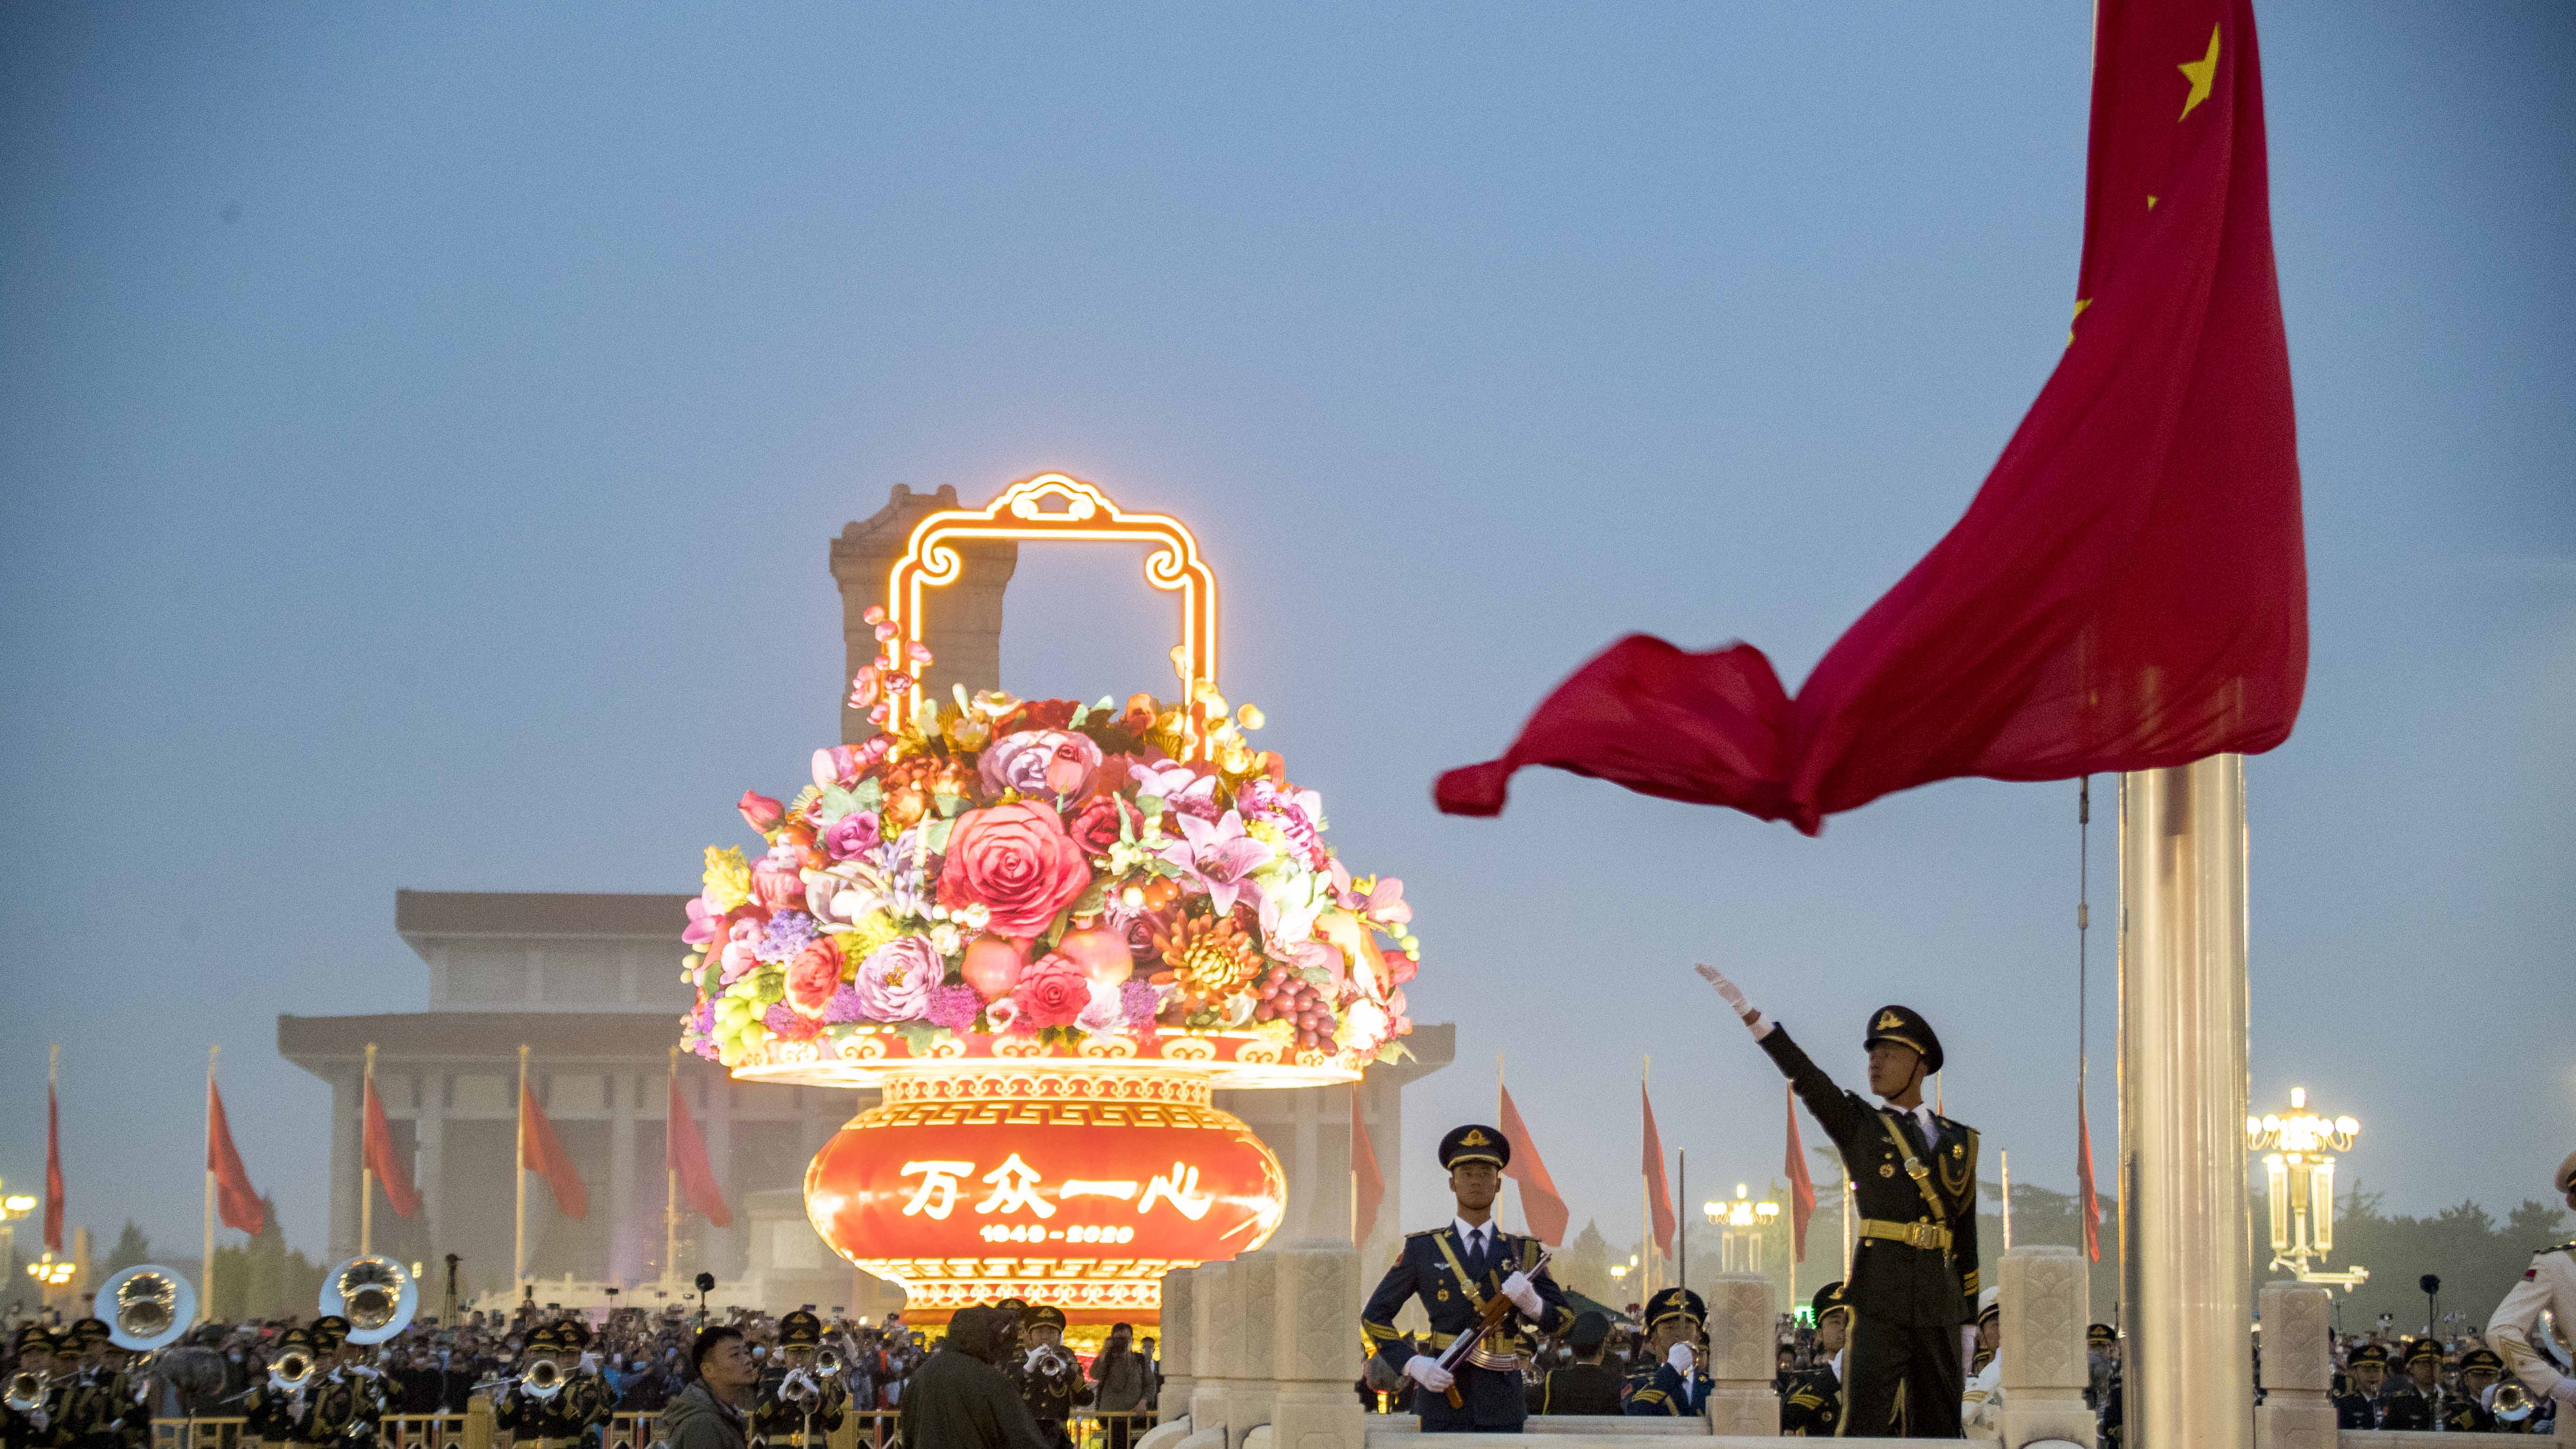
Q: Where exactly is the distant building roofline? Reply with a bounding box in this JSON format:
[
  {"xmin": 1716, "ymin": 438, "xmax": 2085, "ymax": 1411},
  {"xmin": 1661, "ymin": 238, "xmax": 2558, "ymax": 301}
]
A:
[{"xmin": 395, "ymin": 889, "xmax": 691, "ymax": 940}]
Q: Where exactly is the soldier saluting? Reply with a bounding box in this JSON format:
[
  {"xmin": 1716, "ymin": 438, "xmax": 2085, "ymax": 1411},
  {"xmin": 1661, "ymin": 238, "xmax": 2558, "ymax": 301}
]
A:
[
  {"xmin": 1360, "ymin": 1124, "xmax": 1577, "ymax": 1433},
  {"xmin": 1698, "ymin": 966, "xmax": 1980, "ymax": 1438}
]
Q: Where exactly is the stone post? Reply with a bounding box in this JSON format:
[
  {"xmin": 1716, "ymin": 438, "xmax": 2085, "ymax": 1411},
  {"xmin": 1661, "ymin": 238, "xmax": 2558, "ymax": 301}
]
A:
[
  {"xmin": 1159, "ymin": 1267, "xmax": 1199, "ymax": 1428},
  {"xmin": 1261, "ymin": 1242, "xmax": 1366, "ymax": 1449},
  {"xmin": 1192, "ymin": 1261, "xmax": 1238, "ymax": 1444},
  {"xmin": 1228, "ymin": 1254, "xmax": 1279, "ymax": 1448},
  {"xmin": 1704, "ymin": 1271, "xmax": 1778, "ymax": 1435},
  {"xmin": 1999, "ymin": 1245, "xmax": 2099, "ymax": 1448},
  {"xmin": 829, "ymin": 485, "xmax": 1018, "ymax": 743},
  {"xmin": 2253, "ymin": 1281, "xmax": 2336, "ymax": 1449}
]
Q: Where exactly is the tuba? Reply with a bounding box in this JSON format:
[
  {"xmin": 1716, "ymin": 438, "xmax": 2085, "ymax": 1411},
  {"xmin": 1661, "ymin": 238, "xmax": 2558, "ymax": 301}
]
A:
[
  {"xmin": 319, "ymin": 1256, "xmax": 418, "ymax": 1345},
  {"xmin": 98, "ymin": 1264, "xmax": 198, "ymax": 1354}
]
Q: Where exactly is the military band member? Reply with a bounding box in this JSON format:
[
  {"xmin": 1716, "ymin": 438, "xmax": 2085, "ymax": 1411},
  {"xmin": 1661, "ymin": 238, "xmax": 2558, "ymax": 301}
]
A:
[
  {"xmin": 1621, "ymin": 1289, "xmax": 1709, "ymax": 1418},
  {"xmin": 1004, "ymin": 1306, "xmax": 1088, "ymax": 1449},
  {"xmin": 242, "ymin": 1329, "xmax": 316, "ymax": 1449},
  {"xmin": 2490, "ymin": 1148, "xmax": 2576, "ymax": 1424},
  {"xmin": 1527, "ymin": 1311, "xmax": 1621, "ymax": 1416},
  {"xmin": 2334, "ymin": 1343, "xmax": 2389, "ymax": 1430},
  {"xmin": 1360, "ymin": 1124, "xmax": 1577, "ymax": 1433},
  {"xmin": 55, "ymin": 1320, "xmax": 130, "ymax": 1449},
  {"xmin": 2449, "ymin": 1347, "xmax": 2506, "ymax": 1434},
  {"xmin": 296, "ymin": 1318, "xmax": 363, "ymax": 1449},
  {"xmin": 496, "ymin": 1325, "xmax": 596, "ymax": 1449},
  {"xmin": 549, "ymin": 1322, "xmax": 611, "ymax": 1449},
  {"xmin": 753, "ymin": 1311, "xmax": 847, "ymax": 1449},
  {"xmin": 1700, "ymin": 968, "xmax": 1980, "ymax": 1438},
  {"xmin": 4, "ymin": 1324, "xmax": 64, "ymax": 1449},
  {"xmin": 2377, "ymin": 1337, "xmax": 2439, "ymax": 1432},
  {"xmin": 1781, "ymin": 1282, "xmax": 1851, "ymax": 1437},
  {"xmin": 1959, "ymin": 1289, "xmax": 2004, "ymax": 1439}
]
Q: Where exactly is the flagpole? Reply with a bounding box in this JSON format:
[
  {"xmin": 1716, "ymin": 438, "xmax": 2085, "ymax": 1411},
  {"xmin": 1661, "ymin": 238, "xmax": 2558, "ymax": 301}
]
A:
[
  {"xmin": 665, "ymin": 1046, "xmax": 682, "ymax": 1290},
  {"xmin": 361, "ymin": 1043, "xmax": 377, "ymax": 1256},
  {"xmin": 514, "ymin": 1043, "xmax": 530, "ymax": 1292},
  {"xmin": 1495, "ymin": 1055, "xmax": 1508, "ymax": 1234},
  {"xmin": 204, "ymin": 1045, "xmax": 218, "ymax": 1324},
  {"xmin": 2001, "ymin": 1148, "xmax": 2012, "ymax": 1249}
]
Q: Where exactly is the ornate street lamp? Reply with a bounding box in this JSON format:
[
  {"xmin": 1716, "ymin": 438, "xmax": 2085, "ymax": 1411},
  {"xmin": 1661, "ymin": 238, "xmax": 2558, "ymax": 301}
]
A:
[
  {"xmin": 2244, "ymin": 1087, "xmax": 2367, "ymax": 1291},
  {"xmin": 1705, "ymin": 1183, "xmax": 1782, "ymax": 1275}
]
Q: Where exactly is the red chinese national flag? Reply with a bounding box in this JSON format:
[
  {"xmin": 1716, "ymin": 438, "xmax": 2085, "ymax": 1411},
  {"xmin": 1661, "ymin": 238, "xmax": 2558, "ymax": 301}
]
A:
[
  {"xmin": 207, "ymin": 1079, "xmax": 267, "ymax": 1237},
  {"xmin": 667, "ymin": 1074, "xmax": 732, "ymax": 1229},
  {"xmin": 1438, "ymin": 0, "xmax": 2303, "ymax": 834},
  {"xmin": 1349, "ymin": 1088, "xmax": 1385, "ymax": 1243},
  {"xmin": 362, "ymin": 1075, "xmax": 421, "ymax": 1220},
  {"xmin": 1640, "ymin": 1086, "xmax": 1676, "ymax": 1258},
  {"xmin": 1496, "ymin": 1083, "xmax": 1570, "ymax": 1247},
  {"xmin": 1783, "ymin": 1084, "xmax": 1817, "ymax": 1264},
  {"xmin": 44, "ymin": 1075, "xmax": 65, "ymax": 1254},
  {"xmin": 520, "ymin": 1081, "xmax": 589, "ymax": 1220},
  {"xmin": 2077, "ymin": 1091, "xmax": 2103, "ymax": 1264}
]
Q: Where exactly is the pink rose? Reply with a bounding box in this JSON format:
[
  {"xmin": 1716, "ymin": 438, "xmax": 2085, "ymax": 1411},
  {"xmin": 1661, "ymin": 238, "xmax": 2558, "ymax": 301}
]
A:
[
  {"xmin": 739, "ymin": 790, "xmax": 786, "ymax": 834},
  {"xmin": 784, "ymin": 938, "xmax": 846, "ymax": 1019},
  {"xmin": 1066, "ymin": 794, "xmax": 1142, "ymax": 855},
  {"xmin": 718, "ymin": 916, "xmax": 767, "ymax": 984},
  {"xmin": 979, "ymin": 730, "xmax": 1103, "ymax": 799},
  {"xmin": 821, "ymin": 810, "xmax": 882, "ymax": 861},
  {"xmin": 936, "ymin": 802, "xmax": 1093, "ymax": 938},
  {"xmin": 1011, "ymin": 954, "xmax": 1094, "ymax": 1030}
]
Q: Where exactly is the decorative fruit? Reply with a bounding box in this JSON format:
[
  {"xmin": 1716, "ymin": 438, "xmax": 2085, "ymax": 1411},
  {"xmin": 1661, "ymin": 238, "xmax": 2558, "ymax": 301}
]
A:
[
  {"xmin": 959, "ymin": 934, "xmax": 1028, "ymax": 1001},
  {"xmin": 1056, "ymin": 924, "xmax": 1135, "ymax": 986}
]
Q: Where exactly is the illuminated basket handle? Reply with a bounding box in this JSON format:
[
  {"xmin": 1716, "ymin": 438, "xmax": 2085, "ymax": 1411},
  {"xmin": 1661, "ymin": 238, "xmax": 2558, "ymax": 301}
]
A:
[{"xmin": 883, "ymin": 474, "xmax": 1219, "ymax": 757}]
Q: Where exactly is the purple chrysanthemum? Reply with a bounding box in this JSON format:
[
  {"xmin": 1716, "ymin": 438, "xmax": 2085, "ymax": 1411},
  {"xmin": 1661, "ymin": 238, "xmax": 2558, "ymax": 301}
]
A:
[
  {"xmin": 692, "ymin": 1038, "xmax": 721, "ymax": 1061},
  {"xmin": 692, "ymin": 997, "xmax": 718, "ymax": 1036},
  {"xmin": 924, "ymin": 983, "xmax": 983, "ymax": 1031},
  {"xmin": 822, "ymin": 985, "xmax": 869, "ymax": 1025},
  {"xmin": 757, "ymin": 910, "xmax": 820, "ymax": 963},
  {"xmin": 1120, "ymin": 979, "xmax": 1163, "ymax": 1026},
  {"xmin": 763, "ymin": 1002, "xmax": 806, "ymax": 1034}
]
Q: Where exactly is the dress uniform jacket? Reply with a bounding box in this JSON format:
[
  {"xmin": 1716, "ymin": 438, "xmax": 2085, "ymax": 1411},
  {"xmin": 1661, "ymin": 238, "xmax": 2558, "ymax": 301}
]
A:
[
  {"xmin": 55, "ymin": 1369, "xmax": 132, "ymax": 1449},
  {"xmin": 752, "ymin": 1365, "xmax": 848, "ymax": 1444},
  {"xmin": 2329, "ymin": 1382, "xmax": 2379, "ymax": 1430},
  {"xmin": 2377, "ymin": 1385, "xmax": 2433, "ymax": 1433},
  {"xmin": 1001, "ymin": 1349, "xmax": 1088, "ymax": 1449},
  {"xmin": 3, "ymin": 1379, "xmax": 66, "ymax": 1449},
  {"xmin": 1619, "ymin": 1360, "xmax": 1709, "ymax": 1417},
  {"xmin": 2494, "ymin": 1236, "xmax": 2576, "ymax": 1407},
  {"xmin": 1524, "ymin": 1361, "xmax": 1621, "ymax": 1416},
  {"xmin": 1779, "ymin": 1361, "xmax": 1841, "ymax": 1437},
  {"xmin": 1759, "ymin": 1027, "xmax": 1979, "ymax": 1325},
  {"xmin": 495, "ymin": 1377, "xmax": 609, "ymax": 1449},
  {"xmin": 241, "ymin": 1382, "xmax": 306, "ymax": 1448},
  {"xmin": 294, "ymin": 1372, "xmax": 363, "ymax": 1449},
  {"xmin": 1361, "ymin": 1226, "xmax": 1576, "ymax": 1431}
]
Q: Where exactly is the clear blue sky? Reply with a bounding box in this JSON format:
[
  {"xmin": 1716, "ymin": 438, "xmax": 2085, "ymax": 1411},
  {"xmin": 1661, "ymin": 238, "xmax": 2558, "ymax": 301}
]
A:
[{"xmin": 3, "ymin": 3, "xmax": 2568, "ymax": 1265}]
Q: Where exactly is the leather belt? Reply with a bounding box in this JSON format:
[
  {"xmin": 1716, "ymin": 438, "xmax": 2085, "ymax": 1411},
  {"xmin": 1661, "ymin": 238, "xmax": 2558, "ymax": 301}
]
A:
[{"xmin": 1858, "ymin": 1217, "xmax": 1953, "ymax": 1251}]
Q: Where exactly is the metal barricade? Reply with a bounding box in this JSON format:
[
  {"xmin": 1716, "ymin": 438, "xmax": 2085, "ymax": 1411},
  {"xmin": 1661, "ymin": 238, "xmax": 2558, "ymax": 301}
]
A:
[
  {"xmin": 1069, "ymin": 1409, "xmax": 1159, "ymax": 1449},
  {"xmin": 154, "ymin": 1417, "xmax": 473, "ymax": 1449}
]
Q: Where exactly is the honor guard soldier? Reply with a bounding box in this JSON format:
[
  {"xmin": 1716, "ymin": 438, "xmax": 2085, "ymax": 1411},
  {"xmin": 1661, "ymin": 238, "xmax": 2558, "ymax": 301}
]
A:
[
  {"xmin": 2491, "ymin": 1148, "xmax": 2576, "ymax": 1424},
  {"xmin": 1360, "ymin": 1124, "xmax": 1577, "ymax": 1433},
  {"xmin": 753, "ymin": 1311, "xmax": 847, "ymax": 1449},
  {"xmin": 1527, "ymin": 1311, "xmax": 1622, "ymax": 1416},
  {"xmin": 1700, "ymin": 968, "xmax": 1980, "ymax": 1439},
  {"xmin": 55, "ymin": 1320, "xmax": 129, "ymax": 1449},
  {"xmin": 1005, "ymin": 1306, "xmax": 1089, "ymax": 1449},
  {"xmin": 2334, "ymin": 1343, "xmax": 2390, "ymax": 1429},
  {"xmin": 2448, "ymin": 1347, "xmax": 2506, "ymax": 1434},
  {"xmin": 1780, "ymin": 1282, "xmax": 1850, "ymax": 1436},
  {"xmin": 4, "ymin": 1324, "xmax": 64, "ymax": 1449},
  {"xmin": 1622, "ymin": 1289, "xmax": 1710, "ymax": 1417},
  {"xmin": 2376, "ymin": 1338, "xmax": 2439, "ymax": 1432}
]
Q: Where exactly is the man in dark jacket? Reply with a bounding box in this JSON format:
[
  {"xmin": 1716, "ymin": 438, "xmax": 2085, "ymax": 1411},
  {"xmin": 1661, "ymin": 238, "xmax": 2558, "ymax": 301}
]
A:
[
  {"xmin": 1527, "ymin": 1312, "xmax": 1622, "ymax": 1415},
  {"xmin": 897, "ymin": 1309, "xmax": 1051, "ymax": 1449},
  {"xmin": 660, "ymin": 1328, "xmax": 757, "ymax": 1449}
]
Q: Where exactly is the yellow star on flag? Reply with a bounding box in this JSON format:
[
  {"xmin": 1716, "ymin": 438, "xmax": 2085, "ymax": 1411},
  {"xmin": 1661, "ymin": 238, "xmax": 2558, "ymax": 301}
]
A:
[{"xmin": 2178, "ymin": 24, "xmax": 2220, "ymax": 121}]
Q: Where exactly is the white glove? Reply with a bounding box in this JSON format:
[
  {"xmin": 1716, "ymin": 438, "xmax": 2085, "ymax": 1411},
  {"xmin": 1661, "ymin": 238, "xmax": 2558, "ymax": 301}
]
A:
[
  {"xmin": 1694, "ymin": 964, "xmax": 1767, "ymax": 1034},
  {"xmin": 1963, "ymin": 1326, "xmax": 1980, "ymax": 1365},
  {"xmin": 1402, "ymin": 1355, "xmax": 1455, "ymax": 1393},
  {"xmin": 2551, "ymin": 1377, "xmax": 2576, "ymax": 1409},
  {"xmin": 1500, "ymin": 1270, "xmax": 1544, "ymax": 1317},
  {"xmin": 1666, "ymin": 1342, "xmax": 1695, "ymax": 1376}
]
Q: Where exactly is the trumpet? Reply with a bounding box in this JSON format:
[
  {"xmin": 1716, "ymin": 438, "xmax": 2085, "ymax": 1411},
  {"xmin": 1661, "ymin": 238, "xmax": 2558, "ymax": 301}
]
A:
[
  {"xmin": 272, "ymin": 1349, "xmax": 316, "ymax": 1390},
  {"xmin": 2492, "ymin": 1380, "xmax": 2535, "ymax": 1422},
  {"xmin": 816, "ymin": 1347, "xmax": 843, "ymax": 1379},
  {"xmin": 5, "ymin": 1370, "xmax": 46, "ymax": 1415},
  {"xmin": 521, "ymin": 1358, "xmax": 564, "ymax": 1401}
]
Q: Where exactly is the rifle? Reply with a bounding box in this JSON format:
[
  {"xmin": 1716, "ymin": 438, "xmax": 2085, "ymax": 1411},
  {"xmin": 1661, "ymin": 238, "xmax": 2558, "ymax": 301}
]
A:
[{"xmin": 1427, "ymin": 1247, "xmax": 1555, "ymax": 1409}]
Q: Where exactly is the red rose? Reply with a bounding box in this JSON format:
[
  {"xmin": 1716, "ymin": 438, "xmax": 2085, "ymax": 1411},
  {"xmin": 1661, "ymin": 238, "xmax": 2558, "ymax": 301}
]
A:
[
  {"xmin": 996, "ymin": 698, "xmax": 1080, "ymax": 735},
  {"xmin": 738, "ymin": 790, "xmax": 786, "ymax": 834},
  {"xmin": 784, "ymin": 938, "xmax": 845, "ymax": 1018},
  {"xmin": 1011, "ymin": 954, "xmax": 1094, "ymax": 1029},
  {"xmin": 1067, "ymin": 794, "xmax": 1142, "ymax": 855},
  {"xmin": 937, "ymin": 802, "xmax": 1093, "ymax": 937}
]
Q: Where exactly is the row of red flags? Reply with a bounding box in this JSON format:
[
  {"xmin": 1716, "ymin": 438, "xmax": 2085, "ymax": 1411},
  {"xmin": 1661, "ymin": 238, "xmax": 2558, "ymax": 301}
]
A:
[
  {"xmin": 38, "ymin": 1057, "xmax": 737, "ymax": 1248},
  {"xmin": 1360, "ymin": 1076, "xmax": 2102, "ymax": 1265}
]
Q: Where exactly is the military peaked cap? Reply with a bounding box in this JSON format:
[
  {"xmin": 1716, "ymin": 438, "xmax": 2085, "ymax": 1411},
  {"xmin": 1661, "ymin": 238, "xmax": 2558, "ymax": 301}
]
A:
[
  {"xmin": 1566, "ymin": 1311, "xmax": 1610, "ymax": 1351},
  {"xmin": 68, "ymin": 1318, "xmax": 111, "ymax": 1350},
  {"xmin": 310, "ymin": 1315, "xmax": 350, "ymax": 1348},
  {"xmin": 2460, "ymin": 1347, "xmax": 2503, "ymax": 1374},
  {"xmin": 1643, "ymin": 1287, "xmax": 1705, "ymax": 1330},
  {"xmin": 1811, "ymin": 1281, "xmax": 1852, "ymax": 1325},
  {"xmin": 1864, "ymin": 1005, "xmax": 1943, "ymax": 1075},
  {"xmin": 1977, "ymin": 1287, "xmax": 2000, "ymax": 1325},
  {"xmin": 2086, "ymin": 1323, "xmax": 2117, "ymax": 1347},
  {"xmin": 1438, "ymin": 1124, "xmax": 1509, "ymax": 1170},
  {"xmin": 557, "ymin": 1318, "xmax": 593, "ymax": 1351},
  {"xmin": 12, "ymin": 1322, "xmax": 56, "ymax": 1355},
  {"xmin": 779, "ymin": 1310, "xmax": 823, "ymax": 1347},
  {"xmin": 2348, "ymin": 1343, "xmax": 2390, "ymax": 1367},
  {"xmin": 1025, "ymin": 1304, "xmax": 1068, "ymax": 1332},
  {"xmin": 2403, "ymin": 1337, "xmax": 2441, "ymax": 1366}
]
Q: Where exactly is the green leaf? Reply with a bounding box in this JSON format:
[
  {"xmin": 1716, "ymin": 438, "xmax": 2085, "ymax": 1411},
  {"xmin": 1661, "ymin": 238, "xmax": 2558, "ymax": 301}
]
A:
[
  {"xmin": 1042, "ymin": 910, "xmax": 1071, "ymax": 950},
  {"xmin": 898, "ymin": 1023, "xmax": 939, "ymax": 1053},
  {"xmin": 1135, "ymin": 793, "xmax": 1166, "ymax": 819},
  {"xmin": 1299, "ymin": 967, "xmax": 1334, "ymax": 987},
  {"xmin": 1071, "ymin": 879, "xmax": 1111, "ymax": 919},
  {"xmin": 1376, "ymin": 1041, "xmax": 1417, "ymax": 1066},
  {"xmin": 851, "ymin": 778, "xmax": 884, "ymax": 810},
  {"xmin": 922, "ymin": 816, "xmax": 956, "ymax": 854},
  {"xmin": 934, "ymin": 791, "xmax": 967, "ymax": 818},
  {"xmin": 1147, "ymin": 856, "xmax": 1183, "ymax": 879},
  {"xmin": 1067, "ymin": 704, "xmax": 1091, "ymax": 729},
  {"xmin": 819, "ymin": 786, "xmax": 861, "ymax": 820}
]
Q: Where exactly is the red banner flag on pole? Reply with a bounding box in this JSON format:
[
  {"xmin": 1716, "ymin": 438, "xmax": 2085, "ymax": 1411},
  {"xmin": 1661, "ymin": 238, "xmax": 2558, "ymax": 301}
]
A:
[
  {"xmin": 1350, "ymin": 1087, "xmax": 1385, "ymax": 1244},
  {"xmin": 207, "ymin": 1077, "xmax": 267, "ymax": 1236},
  {"xmin": 1641, "ymin": 1083, "xmax": 1676, "ymax": 1259},
  {"xmin": 362, "ymin": 1074, "xmax": 421, "ymax": 1220},
  {"xmin": 1438, "ymin": 0, "xmax": 2304, "ymax": 834},
  {"xmin": 666, "ymin": 1072, "xmax": 732, "ymax": 1229},
  {"xmin": 2077, "ymin": 1091, "xmax": 2103, "ymax": 1264},
  {"xmin": 519, "ymin": 1079, "xmax": 589, "ymax": 1220},
  {"xmin": 44, "ymin": 1047, "xmax": 65, "ymax": 1254},
  {"xmin": 1497, "ymin": 1081, "xmax": 1570, "ymax": 1247},
  {"xmin": 1784, "ymin": 1084, "xmax": 1817, "ymax": 1264}
]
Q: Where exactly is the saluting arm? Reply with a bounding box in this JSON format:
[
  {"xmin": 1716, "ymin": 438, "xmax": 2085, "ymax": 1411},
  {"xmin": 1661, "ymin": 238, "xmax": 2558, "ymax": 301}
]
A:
[{"xmin": 1698, "ymin": 966, "xmax": 1867, "ymax": 1145}]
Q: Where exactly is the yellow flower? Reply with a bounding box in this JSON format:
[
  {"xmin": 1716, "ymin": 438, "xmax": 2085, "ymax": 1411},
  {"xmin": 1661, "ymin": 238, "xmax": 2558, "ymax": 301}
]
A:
[
  {"xmin": 701, "ymin": 846, "xmax": 751, "ymax": 912},
  {"xmin": 830, "ymin": 912, "xmax": 902, "ymax": 969}
]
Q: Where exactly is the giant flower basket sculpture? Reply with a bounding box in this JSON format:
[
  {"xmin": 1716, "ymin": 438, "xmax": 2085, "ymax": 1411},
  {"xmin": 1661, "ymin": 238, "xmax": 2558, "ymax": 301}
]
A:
[{"xmin": 677, "ymin": 474, "xmax": 1420, "ymax": 1324}]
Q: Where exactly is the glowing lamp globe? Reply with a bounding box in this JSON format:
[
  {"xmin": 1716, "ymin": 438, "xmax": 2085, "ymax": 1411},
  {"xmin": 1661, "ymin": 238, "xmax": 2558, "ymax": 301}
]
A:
[{"xmin": 676, "ymin": 476, "xmax": 1424, "ymax": 1326}]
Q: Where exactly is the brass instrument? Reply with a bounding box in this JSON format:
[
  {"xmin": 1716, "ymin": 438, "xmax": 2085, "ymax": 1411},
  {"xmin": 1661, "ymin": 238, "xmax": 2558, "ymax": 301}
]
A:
[
  {"xmin": 4, "ymin": 1370, "xmax": 47, "ymax": 1415},
  {"xmin": 272, "ymin": 1349, "xmax": 316, "ymax": 1390},
  {"xmin": 815, "ymin": 1347, "xmax": 843, "ymax": 1379},
  {"xmin": 97, "ymin": 1263, "xmax": 197, "ymax": 1354},
  {"xmin": 319, "ymin": 1256, "xmax": 418, "ymax": 1344},
  {"xmin": 2492, "ymin": 1380, "xmax": 2535, "ymax": 1423},
  {"xmin": 521, "ymin": 1358, "xmax": 564, "ymax": 1401}
]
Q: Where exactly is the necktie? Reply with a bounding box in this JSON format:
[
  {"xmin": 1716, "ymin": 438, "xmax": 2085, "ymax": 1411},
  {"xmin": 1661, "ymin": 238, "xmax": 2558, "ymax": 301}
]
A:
[{"xmin": 1465, "ymin": 1227, "xmax": 1488, "ymax": 1278}]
